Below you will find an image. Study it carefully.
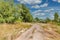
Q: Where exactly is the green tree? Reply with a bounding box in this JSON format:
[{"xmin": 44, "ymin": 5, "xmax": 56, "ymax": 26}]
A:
[
  {"xmin": 45, "ymin": 17, "xmax": 51, "ymax": 23},
  {"xmin": 20, "ymin": 4, "xmax": 33, "ymax": 22},
  {"xmin": 54, "ymin": 12, "xmax": 59, "ymax": 22},
  {"xmin": 34, "ymin": 17, "xmax": 40, "ymax": 22},
  {"xmin": 0, "ymin": 1, "xmax": 33, "ymax": 23}
]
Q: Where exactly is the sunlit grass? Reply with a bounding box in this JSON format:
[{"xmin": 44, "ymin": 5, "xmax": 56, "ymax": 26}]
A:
[
  {"xmin": 0, "ymin": 23, "xmax": 60, "ymax": 40},
  {"xmin": 0, "ymin": 23, "xmax": 31, "ymax": 40},
  {"xmin": 39, "ymin": 23, "xmax": 60, "ymax": 40}
]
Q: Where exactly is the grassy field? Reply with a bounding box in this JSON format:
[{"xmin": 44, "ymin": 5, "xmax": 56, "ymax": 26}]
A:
[
  {"xmin": 0, "ymin": 23, "xmax": 60, "ymax": 40},
  {"xmin": 39, "ymin": 23, "xmax": 60, "ymax": 40},
  {"xmin": 0, "ymin": 23, "xmax": 32, "ymax": 40}
]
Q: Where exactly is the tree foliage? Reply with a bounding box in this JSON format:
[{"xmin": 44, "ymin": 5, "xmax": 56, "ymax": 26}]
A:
[
  {"xmin": 0, "ymin": 0, "xmax": 33, "ymax": 23},
  {"xmin": 45, "ymin": 17, "xmax": 51, "ymax": 23},
  {"xmin": 34, "ymin": 17, "xmax": 40, "ymax": 22},
  {"xmin": 54, "ymin": 12, "xmax": 59, "ymax": 22}
]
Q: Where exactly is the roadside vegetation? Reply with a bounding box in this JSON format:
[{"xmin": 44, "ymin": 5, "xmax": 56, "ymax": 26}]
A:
[
  {"xmin": 0, "ymin": 0, "xmax": 33, "ymax": 23},
  {"xmin": 0, "ymin": 23, "xmax": 32, "ymax": 40},
  {"xmin": 0, "ymin": 0, "xmax": 60, "ymax": 40},
  {"xmin": 0, "ymin": 0, "xmax": 60, "ymax": 24}
]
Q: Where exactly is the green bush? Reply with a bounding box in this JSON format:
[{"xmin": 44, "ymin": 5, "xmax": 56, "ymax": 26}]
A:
[
  {"xmin": 0, "ymin": 18, "xmax": 5, "ymax": 23},
  {"xmin": 0, "ymin": 1, "xmax": 33, "ymax": 23}
]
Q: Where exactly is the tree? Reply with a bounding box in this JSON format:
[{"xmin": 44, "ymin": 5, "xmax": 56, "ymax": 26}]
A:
[
  {"xmin": 45, "ymin": 17, "xmax": 51, "ymax": 23},
  {"xmin": 20, "ymin": 4, "xmax": 33, "ymax": 22},
  {"xmin": 54, "ymin": 12, "xmax": 59, "ymax": 22},
  {"xmin": 34, "ymin": 17, "xmax": 40, "ymax": 22},
  {"xmin": 0, "ymin": 0, "xmax": 33, "ymax": 23}
]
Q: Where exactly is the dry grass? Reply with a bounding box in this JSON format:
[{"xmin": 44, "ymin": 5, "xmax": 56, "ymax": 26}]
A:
[
  {"xmin": 39, "ymin": 23, "xmax": 60, "ymax": 40},
  {"xmin": 0, "ymin": 23, "xmax": 60, "ymax": 40},
  {"xmin": 0, "ymin": 23, "xmax": 32, "ymax": 40}
]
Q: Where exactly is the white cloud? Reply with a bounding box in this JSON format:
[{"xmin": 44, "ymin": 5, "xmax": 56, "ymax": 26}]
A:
[
  {"xmin": 32, "ymin": 10, "xmax": 45, "ymax": 17},
  {"xmin": 44, "ymin": 8, "xmax": 54, "ymax": 12},
  {"xmin": 17, "ymin": 0, "xmax": 42, "ymax": 5},
  {"xmin": 53, "ymin": 0, "xmax": 60, "ymax": 3},
  {"xmin": 53, "ymin": 0, "xmax": 57, "ymax": 2},
  {"xmin": 34, "ymin": 13, "xmax": 45, "ymax": 16},
  {"xmin": 41, "ymin": 13, "xmax": 45, "ymax": 16},
  {"xmin": 32, "ymin": 5, "xmax": 40, "ymax": 9},
  {"xmin": 32, "ymin": 3, "xmax": 48, "ymax": 9},
  {"xmin": 17, "ymin": 0, "xmax": 48, "ymax": 9},
  {"xmin": 34, "ymin": 13, "xmax": 45, "ymax": 18},
  {"xmin": 49, "ymin": 13, "xmax": 54, "ymax": 19},
  {"xmin": 58, "ymin": 0, "xmax": 60, "ymax": 3},
  {"xmin": 32, "ymin": 10, "xmax": 42, "ymax": 14},
  {"xmin": 44, "ymin": 10, "xmax": 50, "ymax": 12},
  {"xmin": 50, "ymin": 8, "xmax": 54, "ymax": 10},
  {"xmin": 40, "ymin": 3, "xmax": 48, "ymax": 8}
]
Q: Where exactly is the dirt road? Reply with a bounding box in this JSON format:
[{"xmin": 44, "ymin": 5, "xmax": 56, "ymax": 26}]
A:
[{"xmin": 15, "ymin": 24, "xmax": 45, "ymax": 40}]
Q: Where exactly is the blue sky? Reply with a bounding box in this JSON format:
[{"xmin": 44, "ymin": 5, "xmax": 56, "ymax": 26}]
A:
[{"xmin": 14, "ymin": 0, "xmax": 60, "ymax": 19}]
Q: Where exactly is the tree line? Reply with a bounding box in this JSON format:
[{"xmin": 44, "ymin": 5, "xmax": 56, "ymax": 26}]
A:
[
  {"xmin": 0, "ymin": 0, "xmax": 33, "ymax": 23},
  {"xmin": 35, "ymin": 12, "xmax": 60, "ymax": 24},
  {"xmin": 0, "ymin": 0, "xmax": 60, "ymax": 24}
]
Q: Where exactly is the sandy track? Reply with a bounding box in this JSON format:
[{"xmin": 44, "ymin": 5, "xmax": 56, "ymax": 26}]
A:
[{"xmin": 15, "ymin": 24, "xmax": 45, "ymax": 40}]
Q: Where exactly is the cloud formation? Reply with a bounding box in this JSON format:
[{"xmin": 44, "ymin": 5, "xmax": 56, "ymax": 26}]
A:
[
  {"xmin": 40, "ymin": 3, "xmax": 48, "ymax": 7},
  {"xmin": 32, "ymin": 10, "xmax": 45, "ymax": 17},
  {"xmin": 53, "ymin": 0, "xmax": 60, "ymax": 3},
  {"xmin": 32, "ymin": 3, "xmax": 48, "ymax": 9},
  {"xmin": 32, "ymin": 8, "xmax": 55, "ymax": 18},
  {"xmin": 17, "ymin": 0, "xmax": 60, "ymax": 19},
  {"xmin": 17, "ymin": 0, "xmax": 42, "ymax": 5},
  {"xmin": 58, "ymin": 0, "xmax": 60, "ymax": 3},
  {"xmin": 17, "ymin": 0, "xmax": 48, "ymax": 9},
  {"xmin": 44, "ymin": 8, "xmax": 54, "ymax": 12},
  {"xmin": 32, "ymin": 10, "xmax": 42, "ymax": 14}
]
